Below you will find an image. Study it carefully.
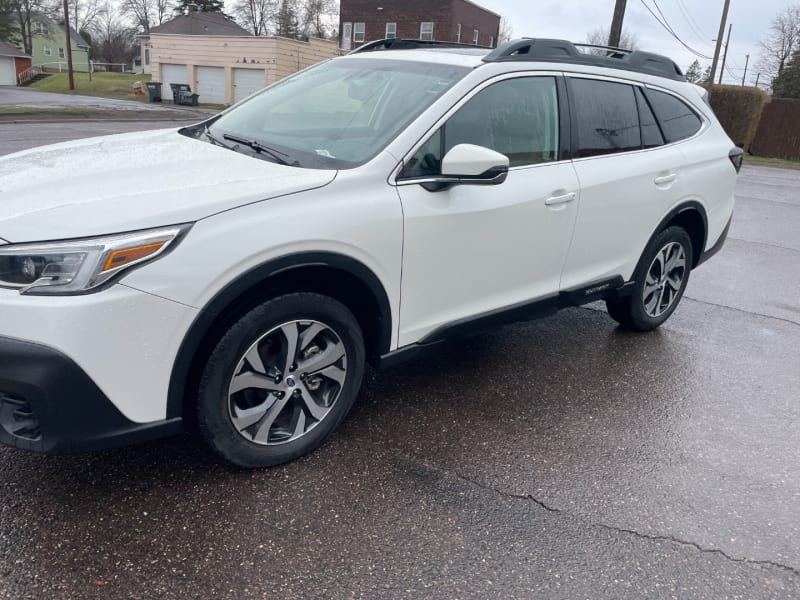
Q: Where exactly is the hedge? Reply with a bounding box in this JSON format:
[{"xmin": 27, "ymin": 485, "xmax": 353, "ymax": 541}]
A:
[{"xmin": 702, "ymin": 84, "xmax": 770, "ymax": 151}]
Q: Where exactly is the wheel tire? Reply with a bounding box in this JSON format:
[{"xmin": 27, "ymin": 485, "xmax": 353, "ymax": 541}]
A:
[
  {"xmin": 606, "ymin": 226, "xmax": 693, "ymax": 332},
  {"xmin": 196, "ymin": 292, "xmax": 365, "ymax": 468}
]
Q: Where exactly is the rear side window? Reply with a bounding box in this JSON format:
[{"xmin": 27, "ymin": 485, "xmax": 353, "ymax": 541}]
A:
[
  {"xmin": 571, "ymin": 78, "xmax": 640, "ymax": 158},
  {"xmin": 646, "ymin": 89, "xmax": 702, "ymax": 143},
  {"xmin": 635, "ymin": 87, "xmax": 665, "ymax": 149}
]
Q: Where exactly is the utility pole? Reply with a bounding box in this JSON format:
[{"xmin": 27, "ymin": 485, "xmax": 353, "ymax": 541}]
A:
[
  {"xmin": 755, "ymin": 72, "xmax": 760, "ymax": 88},
  {"xmin": 718, "ymin": 23, "xmax": 732, "ymax": 85},
  {"xmin": 742, "ymin": 54, "xmax": 749, "ymax": 86},
  {"xmin": 708, "ymin": 0, "xmax": 731, "ymax": 84},
  {"xmin": 62, "ymin": 0, "xmax": 75, "ymax": 90},
  {"xmin": 608, "ymin": 0, "xmax": 628, "ymax": 47}
]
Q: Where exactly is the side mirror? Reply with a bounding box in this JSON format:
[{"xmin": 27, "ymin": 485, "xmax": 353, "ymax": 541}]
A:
[{"xmin": 420, "ymin": 144, "xmax": 509, "ymax": 191}]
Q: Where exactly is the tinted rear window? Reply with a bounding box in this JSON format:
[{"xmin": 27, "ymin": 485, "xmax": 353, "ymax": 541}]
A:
[
  {"xmin": 646, "ymin": 89, "xmax": 702, "ymax": 143},
  {"xmin": 571, "ymin": 78, "xmax": 640, "ymax": 158}
]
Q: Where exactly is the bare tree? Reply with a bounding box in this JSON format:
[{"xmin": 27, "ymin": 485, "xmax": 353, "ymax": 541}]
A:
[
  {"xmin": 757, "ymin": 3, "xmax": 800, "ymax": 85},
  {"xmin": 233, "ymin": 0, "xmax": 274, "ymax": 35},
  {"xmin": 69, "ymin": 0, "xmax": 106, "ymax": 34},
  {"xmin": 121, "ymin": 0, "xmax": 173, "ymax": 32},
  {"xmin": 586, "ymin": 26, "xmax": 639, "ymax": 50},
  {"xmin": 93, "ymin": 8, "xmax": 137, "ymax": 64},
  {"xmin": 302, "ymin": 0, "xmax": 335, "ymax": 38},
  {"xmin": 498, "ymin": 15, "xmax": 513, "ymax": 43},
  {"xmin": 10, "ymin": 0, "xmax": 58, "ymax": 54}
]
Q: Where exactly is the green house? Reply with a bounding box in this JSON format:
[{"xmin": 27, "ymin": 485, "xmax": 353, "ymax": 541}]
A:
[{"xmin": 29, "ymin": 16, "xmax": 90, "ymax": 72}]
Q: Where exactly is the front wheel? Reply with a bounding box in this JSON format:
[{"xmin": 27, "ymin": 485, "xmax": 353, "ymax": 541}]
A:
[
  {"xmin": 606, "ymin": 226, "xmax": 693, "ymax": 331},
  {"xmin": 196, "ymin": 293, "xmax": 365, "ymax": 468}
]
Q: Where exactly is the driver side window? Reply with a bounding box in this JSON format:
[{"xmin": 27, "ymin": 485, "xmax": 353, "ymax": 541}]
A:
[{"xmin": 403, "ymin": 76, "xmax": 560, "ymax": 178}]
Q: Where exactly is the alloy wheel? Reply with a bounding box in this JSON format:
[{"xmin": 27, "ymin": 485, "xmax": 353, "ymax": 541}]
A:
[
  {"xmin": 642, "ymin": 241, "xmax": 687, "ymax": 318},
  {"xmin": 227, "ymin": 319, "xmax": 348, "ymax": 446}
]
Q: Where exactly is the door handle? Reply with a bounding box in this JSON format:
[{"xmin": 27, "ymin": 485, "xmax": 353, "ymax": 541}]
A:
[
  {"xmin": 654, "ymin": 173, "xmax": 678, "ymax": 185},
  {"xmin": 545, "ymin": 192, "xmax": 576, "ymax": 206}
]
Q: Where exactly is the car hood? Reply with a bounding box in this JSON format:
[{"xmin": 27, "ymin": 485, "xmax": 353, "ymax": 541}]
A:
[{"xmin": 0, "ymin": 128, "xmax": 336, "ymax": 242}]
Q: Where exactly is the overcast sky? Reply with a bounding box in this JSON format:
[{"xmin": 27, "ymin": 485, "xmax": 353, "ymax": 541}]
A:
[{"xmin": 475, "ymin": 0, "xmax": 789, "ymax": 86}]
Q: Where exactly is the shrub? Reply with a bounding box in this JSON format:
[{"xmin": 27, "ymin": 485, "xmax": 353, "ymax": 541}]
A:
[{"xmin": 702, "ymin": 84, "xmax": 770, "ymax": 151}]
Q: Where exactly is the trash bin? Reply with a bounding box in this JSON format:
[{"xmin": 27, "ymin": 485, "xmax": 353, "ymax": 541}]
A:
[{"xmin": 145, "ymin": 81, "xmax": 162, "ymax": 102}]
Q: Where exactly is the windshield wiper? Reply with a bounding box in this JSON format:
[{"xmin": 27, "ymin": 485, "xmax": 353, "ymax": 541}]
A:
[{"xmin": 221, "ymin": 133, "xmax": 299, "ymax": 167}]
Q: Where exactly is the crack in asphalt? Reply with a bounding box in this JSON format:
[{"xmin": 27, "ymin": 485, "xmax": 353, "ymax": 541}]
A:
[
  {"xmin": 437, "ymin": 465, "xmax": 800, "ymax": 579},
  {"xmin": 682, "ymin": 295, "xmax": 800, "ymax": 328},
  {"xmin": 728, "ymin": 236, "xmax": 800, "ymax": 255}
]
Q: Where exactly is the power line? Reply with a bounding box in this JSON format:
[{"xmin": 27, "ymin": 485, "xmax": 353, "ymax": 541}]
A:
[
  {"xmin": 638, "ymin": 0, "xmax": 713, "ymax": 59},
  {"xmin": 675, "ymin": 0, "xmax": 710, "ymax": 43}
]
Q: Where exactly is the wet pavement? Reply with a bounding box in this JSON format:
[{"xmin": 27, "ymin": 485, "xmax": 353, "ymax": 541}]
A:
[{"xmin": 1, "ymin": 124, "xmax": 799, "ymax": 599}]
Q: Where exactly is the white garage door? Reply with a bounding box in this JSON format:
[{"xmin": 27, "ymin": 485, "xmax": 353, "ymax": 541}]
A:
[
  {"xmin": 196, "ymin": 66, "xmax": 226, "ymax": 104},
  {"xmin": 0, "ymin": 57, "xmax": 16, "ymax": 86},
  {"xmin": 161, "ymin": 64, "xmax": 188, "ymax": 102},
  {"xmin": 233, "ymin": 68, "xmax": 266, "ymax": 103}
]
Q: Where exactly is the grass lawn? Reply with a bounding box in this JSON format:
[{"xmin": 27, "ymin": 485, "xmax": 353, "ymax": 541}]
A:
[
  {"xmin": 744, "ymin": 155, "xmax": 800, "ymax": 170},
  {"xmin": 30, "ymin": 72, "xmax": 152, "ymax": 103}
]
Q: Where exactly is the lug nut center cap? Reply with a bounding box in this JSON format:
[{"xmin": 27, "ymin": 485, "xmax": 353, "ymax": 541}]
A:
[{"xmin": 285, "ymin": 376, "xmax": 296, "ymax": 388}]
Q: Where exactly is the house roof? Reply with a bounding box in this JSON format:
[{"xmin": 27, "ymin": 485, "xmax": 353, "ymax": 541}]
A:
[
  {"xmin": 0, "ymin": 39, "xmax": 30, "ymax": 58},
  {"xmin": 148, "ymin": 12, "xmax": 251, "ymax": 36},
  {"xmin": 68, "ymin": 25, "xmax": 90, "ymax": 48}
]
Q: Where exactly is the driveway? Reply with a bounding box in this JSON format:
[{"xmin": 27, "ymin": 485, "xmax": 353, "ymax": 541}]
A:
[
  {"xmin": 0, "ymin": 122, "xmax": 798, "ymax": 599},
  {"xmin": 0, "ymin": 86, "xmax": 215, "ymax": 119}
]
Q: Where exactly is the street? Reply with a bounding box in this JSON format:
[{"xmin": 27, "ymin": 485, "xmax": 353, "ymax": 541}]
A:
[{"xmin": 1, "ymin": 122, "xmax": 799, "ymax": 599}]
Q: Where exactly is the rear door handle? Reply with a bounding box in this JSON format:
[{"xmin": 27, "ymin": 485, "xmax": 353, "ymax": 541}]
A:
[
  {"xmin": 654, "ymin": 173, "xmax": 678, "ymax": 185},
  {"xmin": 545, "ymin": 192, "xmax": 576, "ymax": 206}
]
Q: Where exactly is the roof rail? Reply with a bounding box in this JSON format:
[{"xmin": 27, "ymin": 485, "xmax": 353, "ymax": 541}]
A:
[
  {"xmin": 482, "ymin": 38, "xmax": 685, "ymax": 81},
  {"xmin": 349, "ymin": 38, "xmax": 491, "ymax": 54}
]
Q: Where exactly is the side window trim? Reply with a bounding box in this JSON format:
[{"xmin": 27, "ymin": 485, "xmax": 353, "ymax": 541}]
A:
[
  {"xmin": 634, "ymin": 85, "xmax": 667, "ymax": 148},
  {"xmin": 395, "ymin": 72, "xmax": 569, "ymax": 183}
]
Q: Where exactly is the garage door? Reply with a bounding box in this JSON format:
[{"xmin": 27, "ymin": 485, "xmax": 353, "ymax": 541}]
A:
[
  {"xmin": 161, "ymin": 64, "xmax": 188, "ymax": 102},
  {"xmin": 0, "ymin": 57, "xmax": 16, "ymax": 86},
  {"xmin": 196, "ymin": 66, "xmax": 226, "ymax": 104},
  {"xmin": 233, "ymin": 68, "xmax": 266, "ymax": 103}
]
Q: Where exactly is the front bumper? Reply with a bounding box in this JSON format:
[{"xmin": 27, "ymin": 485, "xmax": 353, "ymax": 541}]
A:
[{"xmin": 0, "ymin": 335, "xmax": 183, "ymax": 454}]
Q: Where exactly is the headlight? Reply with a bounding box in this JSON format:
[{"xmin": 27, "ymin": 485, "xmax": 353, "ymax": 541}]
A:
[{"xmin": 0, "ymin": 224, "xmax": 191, "ymax": 295}]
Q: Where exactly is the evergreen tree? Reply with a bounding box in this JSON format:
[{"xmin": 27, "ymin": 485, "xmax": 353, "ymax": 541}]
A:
[
  {"xmin": 685, "ymin": 60, "xmax": 703, "ymax": 83},
  {"xmin": 702, "ymin": 65, "xmax": 712, "ymax": 82},
  {"xmin": 772, "ymin": 47, "xmax": 800, "ymax": 98},
  {"xmin": 174, "ymin": 0, "xmax": 224, "ymax": 14},
  {"xmin": 0, "ymin": 0, "xmax": 18, "ymax": 44}
]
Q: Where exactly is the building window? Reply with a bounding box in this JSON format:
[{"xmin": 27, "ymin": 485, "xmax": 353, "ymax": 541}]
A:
[
  {"xmin": 353, "ymin": 22, "xmax": 365, "ymax": 43},
  {"xmin": 456, "ymin": 23, "xmax": 461, "ymax": 43},
  {"xmin": 144, "ymin": 47, "xmax": 150, "ymax": 65},
  {"xmin": 473, "ymin": 29, "xmax": 479, "ymax": 45},
  {"xmin": 34, "ymin": 22, "xmax": 48, "ymax": 35},
  {"xmin": 385, "ymin": 22, "xmax": 396, "ymax": 39},
  {"xmin": 44, "ymin": 46, "xmax": 52, "ymax": 57},
  {"xmin": 489, "ymin": 36, "xmax": 494, "ymax": 48},
  {"xmin": 58, "ymin": 47, "xmax": 65, "ymax": 59},
  {"xmin": 342, "ymin": 22, "xmax": 352, "ymax": 50},
  {"xmin": 420, "ymin": 22, "xmax": 434, "ymax": 41}
]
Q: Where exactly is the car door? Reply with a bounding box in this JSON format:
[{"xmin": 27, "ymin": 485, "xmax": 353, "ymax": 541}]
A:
[
  {"xmin": 559, "ymin": 76, "xmax": 686, "ymax": 291},
  {"xmin": 394, "ymin": 74, "xmax": 581, "ymax": 347}
]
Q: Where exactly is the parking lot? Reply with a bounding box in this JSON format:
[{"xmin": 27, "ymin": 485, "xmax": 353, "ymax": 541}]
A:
[{"xmin": 1, "ymin": 122, "xmax": 799, "ymax": 599}]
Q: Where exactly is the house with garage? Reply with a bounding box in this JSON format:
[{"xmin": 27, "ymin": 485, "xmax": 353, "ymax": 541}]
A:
[
  {"xmin": 0, "ymin": 40, "xmax": 32, "ymax": 86},
  {"xmin": 339, "ymin": 0, "xmax": 501, "ymax": 51},
  {"xmin": 29, "ymin": 16, "xmax": 91, "ymax": 72},
  {"xmin": 144, "ymin": 10, "xmax": 339, "ymax": 105}
]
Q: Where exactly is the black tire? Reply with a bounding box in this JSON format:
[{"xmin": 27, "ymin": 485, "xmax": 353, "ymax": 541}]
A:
[
  {"xmin": 605, "ymin": 226, "xmax": 693, "ymax": 332},
  {"xmin": 196, "ymin": 292, "xmax": 365, "ymax": 468}
]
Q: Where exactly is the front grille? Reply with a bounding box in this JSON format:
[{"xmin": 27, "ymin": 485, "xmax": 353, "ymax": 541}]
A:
[{"xmin": 0, "ymin": 392, "xmax": 42, "ymax": 441}]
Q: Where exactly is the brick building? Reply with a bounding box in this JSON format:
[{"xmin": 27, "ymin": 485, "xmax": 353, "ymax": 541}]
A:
[{"xmin": 339, "ymin": 0, "xmax": 501, "ymax": 51}]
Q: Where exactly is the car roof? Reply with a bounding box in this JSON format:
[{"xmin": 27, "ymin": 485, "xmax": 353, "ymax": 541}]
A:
[{"xmin": 338, "ymin": 48, "xmax": 489, "ymax": 68}]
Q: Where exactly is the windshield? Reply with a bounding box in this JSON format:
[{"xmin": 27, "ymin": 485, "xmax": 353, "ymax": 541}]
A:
[{"xmin": 207, "ymin": 58, "xmax": 469, "ymax": 169}]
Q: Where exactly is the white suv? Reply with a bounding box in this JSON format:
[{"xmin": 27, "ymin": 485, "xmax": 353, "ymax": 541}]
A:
[{"xmin": 0, "ymin": 39, "xmax": 740, "ymax": 467}]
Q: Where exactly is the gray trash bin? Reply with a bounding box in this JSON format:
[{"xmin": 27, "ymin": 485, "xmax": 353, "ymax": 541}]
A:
[{"xmin": 145, "ymin": 82, "xmax": 162, "ymax": 103}]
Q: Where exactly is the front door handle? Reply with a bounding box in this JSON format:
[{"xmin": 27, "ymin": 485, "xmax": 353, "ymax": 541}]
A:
[
  {"xmin": 654, "ymin": 173, "xmax": 678, "ymax": 185},
  {"xmin": 545, "ymin": 192, "xmax": 576, "ymax": 206}
]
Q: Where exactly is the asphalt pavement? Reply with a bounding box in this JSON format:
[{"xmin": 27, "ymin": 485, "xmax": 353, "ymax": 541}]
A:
[{"xmin": 1, "ymin": 122, "xmax": 799, "ymax": 599}]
